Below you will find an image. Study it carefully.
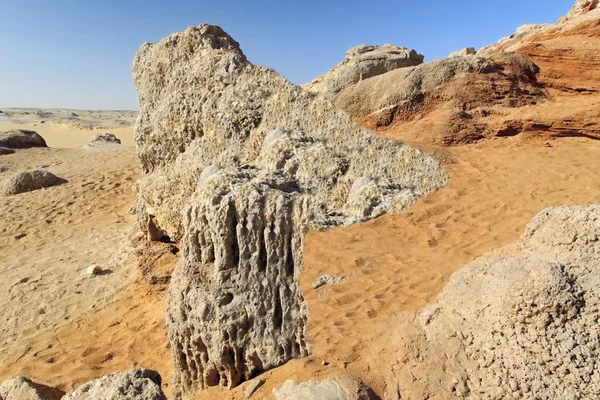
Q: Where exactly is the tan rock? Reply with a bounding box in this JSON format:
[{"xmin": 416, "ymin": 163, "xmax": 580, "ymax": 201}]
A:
[{"xmin": 303, "ymin": 43, "xmax": 424, "ymax": 95}]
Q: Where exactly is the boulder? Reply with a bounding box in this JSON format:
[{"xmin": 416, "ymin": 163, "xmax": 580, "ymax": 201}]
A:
[
  {"xmin": 303, "ymin": 43, "xmax": 424, "ymax": 95},
  {"xmin": 0, "ymin": 376, "xmax": 64, "ymax": 400},
  {"xmin": 0, "ymin": 130, "xmax": 47, "ymax": 148},
  {"xmin": 62, "ymin": 369, "xmax": 166, "ymax": 400},
  {"xmin": 0, "ymin": 170, "xmax": 62, "ymax": 196},
  {"xmin": 449, "ymin": 47, "xmax": 476, "ymax": 57},
  {"xmin": 273, "ymin": 376, "xmax": 374, "ymax": 400},
  {"xmin": 132, "ymin": 24, "xmax": 447, "ymax": 398},
  {"xmin": 417, "ymin": 205, "xmax": 600, "ymax": 399},
  {"xmin": 86, "ymin": 133, "xmax": 122, "ymax": 147}
]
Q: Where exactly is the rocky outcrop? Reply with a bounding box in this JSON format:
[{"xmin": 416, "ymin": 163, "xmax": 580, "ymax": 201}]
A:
[
  {"xmin": 335, "ymin": 53, "xmax": 544, "ymax": 145},
  {"xmin": 273, "ymin": 376, "xmax": 375, "ymax": 400},
  {"xmin": 0, "ymin": 170, "xmax": 63, "ymax": 196},
  {"xmin": 383, "ymin": 205, "xmax": 600, "ymax": 399},
  {"xmin": 132, "ymin": 24, "xmax": 447, "ymax": 398},
  {"xmin": 0, "ymin": 130, "xmax": 47, "ymax": 148},
  {"xmin": 449, "ymin": 47, "xmax": 476, "ymax": 57},
  {"xmin": 303, "ymin": 44, "xmax": 424, "ymax": 95},
  {"xmin": 0, "ymin": 377, "xmax": 64, "ymax": 400},
  {"xmin": 565, "ymin": 0, "xmax": 598, "ymax": 19},
  {"xmin": 62, "ymin": 369, "xmax": 166, "ymax": 400},
  {"xmin": 86, "ymin": 133, "xmax": 122, "ymax": 147}
]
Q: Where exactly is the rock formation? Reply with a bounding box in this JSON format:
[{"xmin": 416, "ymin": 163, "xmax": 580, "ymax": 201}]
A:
[
  {"xmin": 303, "ymin": 44, "xmax": 424, "ymax": 95},
  {"xmin": 565, "ymin": 0, "xmax": 598, "ymax": 19},
  {"xmin": 132, "ymin": 24, "xmax": 447, "ymax": 398},
  {"xmin": 0, "ymin": 377, "xmax": 64, "ymax": 400},
  {"xmin": 334, "ymin": 53, "xmax": 544, "ymax": 145},
  {"xmin": 0, "ymin": 170, "xmax": 63, "ymax": 196},
  {"xmin": 384, "ymin": 205, "xmax": 600, "ymax": 399},
  {"xmin": 0, "ymin": 129, "xmax": 47, "ymax": 148},
  {"xmin": 62, "ymin": 369, "xmax": 166, "ymax": 400},
  {"xmin": 273, "ymin": 376, "xmax": 374, "ymax": 400},
  {"xmin": 86, "ymin": 133, "xmax": 122, "ymax": 147},
  {"xmin": 448, "ymin": 47, "xmax": 476, "ymax": 57}
]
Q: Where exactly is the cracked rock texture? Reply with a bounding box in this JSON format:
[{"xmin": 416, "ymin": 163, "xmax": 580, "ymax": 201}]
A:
[
  {"xmin": 303, "ymin": 43, "xmax": 424, "ymax": 95},
  {"xmin": 132, "ymin": 24, "xmax": 447, "ymax": 398},
  {"xmin": 62, "ymin": 369, "xmax": 166, "ymax": 400},
  {"xmin": 414, "ymin": 205, "xmax": 600, "ymax": 399}
]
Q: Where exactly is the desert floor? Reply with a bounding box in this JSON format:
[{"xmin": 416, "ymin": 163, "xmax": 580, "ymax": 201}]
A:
[{"xmin": 1, "ymin": 117, "xmax": 599, "ymax": 399}]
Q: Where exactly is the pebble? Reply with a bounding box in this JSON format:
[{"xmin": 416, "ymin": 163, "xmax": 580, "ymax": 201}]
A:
[
  {"xmin": 244, "ymin": 378, "xmax": 264, "ymax": 398},
  {"xmin": 87, "ymin": 264, "xmax": 103, "ymax": 275}
]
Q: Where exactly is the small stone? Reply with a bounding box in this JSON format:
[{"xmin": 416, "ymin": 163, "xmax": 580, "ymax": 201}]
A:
[
  {"xmin": 87, "ymin": 264, "xmax": 102, "ymax": 275},
  {"xmin": 244, "ymin": 378, "xmax": 264, "ymax": 398},
  {"xmin": 14, "ymin": 233, "xmax": 26, "ymax": 240},
  {"xmin": 321, "ymin": 360, "xmax": 329, "ymax": 366}
]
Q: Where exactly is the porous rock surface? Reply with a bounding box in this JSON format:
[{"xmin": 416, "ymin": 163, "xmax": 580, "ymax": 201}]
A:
[
  {"xmin": 0, "ymin": 376, "xmax": 63, "ymax": 400},
  {"xmin": 0, "ymin": 129, "xmax": 47, "ymax": 148},
  {"xmin": 61, "ymin": 369, "xmax": 166, "ymax": 400},
  {"xmin": 415, "ymin": 205, "xmax": 600, "ymax": 399},
  {"xmin": 0, "ymin": 170, "xmax": 61, "ymax": 196},
  {"xmin": 273, "ymin": 376, "xmax": 374, "ymax": 400},
  {"xmin": 303, "ymin": 43, "xmax": 424, "ymax": 95},
  {"xmin": 132, "ymin": 24, "xmax": 447, "ymax": 398}
]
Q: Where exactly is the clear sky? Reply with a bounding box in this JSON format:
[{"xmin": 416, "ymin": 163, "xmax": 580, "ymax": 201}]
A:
[{"xmin": 0, "ymin": 0, "xmax": 574, "ymax": 110}]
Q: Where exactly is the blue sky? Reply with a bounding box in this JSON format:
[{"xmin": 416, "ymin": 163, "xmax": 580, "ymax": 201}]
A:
[{"xmin": 0, "ymin": 0, "xmax": 574, "ymax": 110}]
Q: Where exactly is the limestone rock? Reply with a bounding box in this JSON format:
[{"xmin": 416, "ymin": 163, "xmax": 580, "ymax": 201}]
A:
[
  {"xmin": 0, "ymin": 376, "xmax": 64, "ymax": 400},
  {"xmin": 273, "ymin": 376, "xmax": 374, "ymax": 400},
  {"xmin": 449, "ymin": 47, "xmax": 476, "ymax": 57},
  {"xmin": 86, "ymin": 133, "xmax": 122, "ymax": 147},
  {"xmin": 304, "ymin": 43, "xmax": 424, "ymax": 95},
  {"xmin": 0, "ymin": 170, "xmax": 62, "ymax": 196},
  {"xmin": 86, "ymin": 264, "xmax": 102, "ymax": 275},
  {"xmin": 417, "ymin": 205, "xmax": 600, "ymax": 399},
  {"xmin": 62, "ymin": 369, "xmax": 166, "ymax": 400},
  {"xmin": 132, "ymin": 24, "xmax": 447, "ymax": 398},
  {"xmin": 0, "ymin": 130, "xmax": 47, "ymax": 148}
]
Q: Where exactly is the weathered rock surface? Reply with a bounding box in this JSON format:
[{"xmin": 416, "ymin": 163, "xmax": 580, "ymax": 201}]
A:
[
  {"xmin": 0, "ymin": 376, "xmax": 64, "ymax": 400},
  {"xmin": 86, "ymin": 133, "xmax": 122, "ymax": 146},
  {"xmin": 335, "ymin": 53, "xmax": 544, "ymax": 145},
  {"xmin": 0, "ymin": 170, "xmax": 62, "ymax": 196},
  {"xmin": 385, "ymin": 205, "xmax": 600, "ymax": 399},
  {"xmin": 132, "ymin": 24, "xmax": 447, "ymax": 398},
  {"xmin": 565, "ymin": 0, "xmax": 598, "ymax": 19},
  {"xmin": 304, "ymin": 43, "xmax": 424, "ymax": 95},
  {"xmin": 0, "ymin": 130, "xmax": 47, "ymax": 148},
  {"xmin": 62, "ymin": 369, "xmax": 166, "ymax": 400},
  {"xmin": 448, "ymin": 47, "xmax": 476, "ymax": 57},
  {"xmin": 273, "ymin": 376, "xmax": 374, "ymax": 400}
]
